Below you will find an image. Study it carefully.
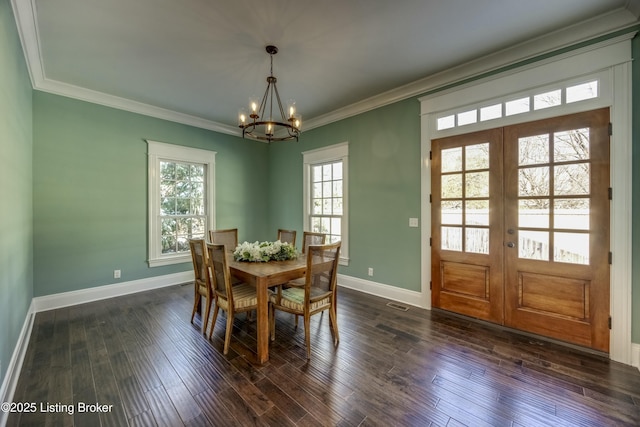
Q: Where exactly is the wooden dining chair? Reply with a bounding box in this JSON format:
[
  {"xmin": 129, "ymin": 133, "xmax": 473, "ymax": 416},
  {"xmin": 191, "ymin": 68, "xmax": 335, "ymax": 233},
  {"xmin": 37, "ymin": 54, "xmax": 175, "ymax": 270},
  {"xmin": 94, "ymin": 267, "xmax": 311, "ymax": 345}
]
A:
[
  {"xmin": 270, "ymin": 242, "xmax": 341, "ymax": 359},
  {"xmin": 277, "ymin": 229, "xmax": 297, "ymax": 246},
  {"xmin": 189, "ymin": 239, "xmax": 213, "ymax": 334},
  {"xmin": 209, "ymin": 228, "xmax": 238, "ymax": 252},
  {"xmin": 206, "ymin": 243, "xmax": 261, "ymax": 355},
  {"xmin": 302, "ymin": 231, "xmax": 326, "ymax": 254}
]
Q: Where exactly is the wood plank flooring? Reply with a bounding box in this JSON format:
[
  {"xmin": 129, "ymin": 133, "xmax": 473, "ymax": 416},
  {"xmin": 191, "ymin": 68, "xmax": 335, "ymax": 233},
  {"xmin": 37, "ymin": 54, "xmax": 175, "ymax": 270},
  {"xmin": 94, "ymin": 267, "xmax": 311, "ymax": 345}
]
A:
[{"xmin": 6, "ymin": 283, "xmax": 640, "ymax": 426}]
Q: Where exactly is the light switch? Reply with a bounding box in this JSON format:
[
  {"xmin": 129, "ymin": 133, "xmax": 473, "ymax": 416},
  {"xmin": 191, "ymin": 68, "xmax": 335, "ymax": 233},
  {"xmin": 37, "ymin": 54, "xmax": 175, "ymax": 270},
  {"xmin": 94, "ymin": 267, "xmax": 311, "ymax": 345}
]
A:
[{"xmin": 409, "ymin": 218, "xmax": 419, "ymax": 227}]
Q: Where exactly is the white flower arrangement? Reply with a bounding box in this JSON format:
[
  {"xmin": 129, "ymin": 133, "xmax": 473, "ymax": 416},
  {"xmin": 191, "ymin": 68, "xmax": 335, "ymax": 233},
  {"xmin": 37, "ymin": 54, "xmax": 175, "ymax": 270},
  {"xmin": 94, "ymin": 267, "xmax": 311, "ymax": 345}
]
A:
[{"xmin": 233, "ymin": 240, "xmax": 298, "ymax": 262}]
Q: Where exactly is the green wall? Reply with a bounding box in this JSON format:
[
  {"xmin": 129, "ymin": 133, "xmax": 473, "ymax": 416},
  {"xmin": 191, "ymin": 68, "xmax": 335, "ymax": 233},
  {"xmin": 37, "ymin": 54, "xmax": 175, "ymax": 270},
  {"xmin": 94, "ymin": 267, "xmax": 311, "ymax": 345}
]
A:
[
  {"xmin": 269, "ymin": 34, "xmax": 640, "ymax": 343},
  {"xmin": 32, "ymin": 93, "xmax": 270, "ymax": 296},
  {"xmin": 0, "ymin": 0, "xmax": 33, "ymax": 383},
  {"xmin": 632, "ymin": 34, "xmax": 640, "ymax": 344},
  {"xmin": 1, "ymin": 1, "xmax": 638, "ymax": 386},
  {"xmin": 268, "ymin": 99, "xmax": 422, "ymax": 291}
]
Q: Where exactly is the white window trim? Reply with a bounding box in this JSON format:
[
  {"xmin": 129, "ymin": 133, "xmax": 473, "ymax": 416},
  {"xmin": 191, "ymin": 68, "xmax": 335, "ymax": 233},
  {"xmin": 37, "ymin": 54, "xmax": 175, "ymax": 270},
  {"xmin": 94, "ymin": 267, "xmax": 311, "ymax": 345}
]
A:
[
  {"xmin": 302, "ymin": 142, "xmax": 349, "ymax": 265},
  {"xmin": 419, "ymin": 35, "xmax": 634, "ymax": 365},
  {"xmin": 147, "ymin": 140, "xmax": 216, "ymax": 267},
  {"xmin": 432, "ymin": 71, "xmax": 609, "ymax": 136}
]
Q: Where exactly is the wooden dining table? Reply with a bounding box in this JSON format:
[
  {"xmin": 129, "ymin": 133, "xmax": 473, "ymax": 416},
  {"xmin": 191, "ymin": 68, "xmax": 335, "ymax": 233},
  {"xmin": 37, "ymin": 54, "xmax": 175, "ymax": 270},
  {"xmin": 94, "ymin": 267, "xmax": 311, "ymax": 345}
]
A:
[{"xmin": 227, "ymin": 254, "xmax": 307, "ymax": 364}]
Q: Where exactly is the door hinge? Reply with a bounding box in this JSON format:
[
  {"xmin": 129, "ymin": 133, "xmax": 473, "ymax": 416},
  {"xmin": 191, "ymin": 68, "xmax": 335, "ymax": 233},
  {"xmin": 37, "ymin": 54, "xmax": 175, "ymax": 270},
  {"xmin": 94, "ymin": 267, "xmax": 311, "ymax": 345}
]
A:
[
  {"xmin": 429, "ymin": 194, "xmax": 432, "ymax": 203},
  {"xmin": 430, "ymin": 281, "xmax": 432, "ymax": 290},
  {"xmin": 608, "ymin": 187, "xmax": 613, "ymax": 200},
  {"xmin": 608, "ymin": 122, "xmax": 613, "ymax": 136},
  {"xmin": 430, "ymin": 237, "xmax": 433, "ymax": 247},
  {"xmin": 609, "ymin": 316, "xmax": 612, "ymax": 330},
  {"xmin": 429, "ymin": 150, "xmax": 433, "ymax": 160},
  {"xmin": 609, "ymin": 252, "xmax": 613, "ymax": 264}
]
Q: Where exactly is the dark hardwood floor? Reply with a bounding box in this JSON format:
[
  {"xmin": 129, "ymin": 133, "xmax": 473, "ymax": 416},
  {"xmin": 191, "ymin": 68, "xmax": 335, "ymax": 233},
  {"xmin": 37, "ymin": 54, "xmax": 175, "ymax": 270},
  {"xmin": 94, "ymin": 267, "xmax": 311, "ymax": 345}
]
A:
[{"xmin": 6, "ymin": 283, "xmax": 640, "ymax": 426}]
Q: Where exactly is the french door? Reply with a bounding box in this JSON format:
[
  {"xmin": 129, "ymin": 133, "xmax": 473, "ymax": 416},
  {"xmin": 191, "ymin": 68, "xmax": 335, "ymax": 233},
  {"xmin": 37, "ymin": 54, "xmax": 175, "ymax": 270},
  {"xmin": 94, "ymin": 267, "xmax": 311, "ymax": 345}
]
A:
[{"xmin": 431, "ymin": 108, "xmax": 610, "ymax": 352}]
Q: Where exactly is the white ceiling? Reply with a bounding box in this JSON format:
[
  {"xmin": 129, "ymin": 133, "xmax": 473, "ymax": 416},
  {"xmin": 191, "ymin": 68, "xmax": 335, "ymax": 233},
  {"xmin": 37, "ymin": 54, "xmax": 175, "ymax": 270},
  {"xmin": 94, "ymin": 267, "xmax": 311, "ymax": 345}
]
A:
[{"xmin": 12, "ymin": 0, "xmax": 640, "ymax": 136}]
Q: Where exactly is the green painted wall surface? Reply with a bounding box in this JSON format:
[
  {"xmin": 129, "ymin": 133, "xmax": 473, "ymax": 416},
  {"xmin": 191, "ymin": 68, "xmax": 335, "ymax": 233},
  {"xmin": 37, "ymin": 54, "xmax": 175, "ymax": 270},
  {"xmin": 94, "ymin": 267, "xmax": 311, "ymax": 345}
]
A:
[
  {"xmin": 0, "ymin": 0, "xmax": 33, "ymax": 382},
  {"xmin": 33, "ymin": 92, "xmax": 270, "ymax": 296},
  {"xmin": 268, "ymin": 99, "xmax": 422, "ymax": 291},
  {"xmin": 1, "ymin": 4, "xmax": 637, "ymax": 377},
  {"xmin": 632, "ymin": 34, "xmax": 640, "ymax": 344}
]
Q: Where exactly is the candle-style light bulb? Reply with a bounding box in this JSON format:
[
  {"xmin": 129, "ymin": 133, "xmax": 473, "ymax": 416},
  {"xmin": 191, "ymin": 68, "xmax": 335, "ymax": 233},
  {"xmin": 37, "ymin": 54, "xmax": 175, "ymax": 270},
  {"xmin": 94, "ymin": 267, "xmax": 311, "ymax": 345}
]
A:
[
  {"xmin": 287, "ymin": 100, "xmax": 296, "ymax": 119},
  {"xmin": 249, "ymin": 96, "xmax": 259, "ymax": 117}
]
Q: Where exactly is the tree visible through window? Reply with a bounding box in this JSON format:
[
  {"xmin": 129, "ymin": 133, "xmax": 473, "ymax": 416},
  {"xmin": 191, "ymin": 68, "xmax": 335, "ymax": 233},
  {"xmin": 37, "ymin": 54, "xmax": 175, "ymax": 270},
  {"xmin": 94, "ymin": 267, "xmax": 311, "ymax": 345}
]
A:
[
  {"xmin": 147, "ymin": 140, "xmax": 216, "ymax": 267},
  {"xmin": 160, "ymin": 161, "xmax": 206, "ymax": 254}
]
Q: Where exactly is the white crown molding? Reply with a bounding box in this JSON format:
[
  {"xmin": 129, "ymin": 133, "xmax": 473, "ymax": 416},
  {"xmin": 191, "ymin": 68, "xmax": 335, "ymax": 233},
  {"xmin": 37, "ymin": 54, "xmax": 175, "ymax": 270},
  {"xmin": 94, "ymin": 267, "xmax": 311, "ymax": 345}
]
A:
[
  {"xmin": 11, "ymin": 1, "xmax": 640, "ymax": 134},
  {"xmin": 38, "ymin": 78, "xmax": 240, "ymax": 136},
  {"xmin": 10, "ymin": 0, "xmax": 239, "ymax": 137},
  {"xmin": 304, "ymin": 7, "xmax": 640, "ymax": 131},
  {"xmin": 10, "ymin": 0, "xmax": 42, "ymax": 86},
  {"xmin": 627, "ymin": 0, "xmax": 640, "ymax": 18}
]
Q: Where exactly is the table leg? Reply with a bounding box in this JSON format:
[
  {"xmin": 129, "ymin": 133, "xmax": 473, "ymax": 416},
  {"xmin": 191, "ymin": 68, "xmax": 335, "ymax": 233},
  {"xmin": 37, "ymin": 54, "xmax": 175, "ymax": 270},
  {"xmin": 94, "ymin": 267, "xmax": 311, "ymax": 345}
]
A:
[{"xmin": 255, "ymin": 277, "xmax": 270, "ymax": 364}]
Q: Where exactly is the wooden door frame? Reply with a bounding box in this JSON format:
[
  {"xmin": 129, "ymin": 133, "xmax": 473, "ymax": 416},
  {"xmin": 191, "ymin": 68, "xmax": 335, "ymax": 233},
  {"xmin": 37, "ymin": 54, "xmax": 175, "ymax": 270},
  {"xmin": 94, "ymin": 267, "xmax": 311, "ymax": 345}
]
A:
[{"xmin": 419, "ymin": 39, "xmax": 633, "ymax": 364}]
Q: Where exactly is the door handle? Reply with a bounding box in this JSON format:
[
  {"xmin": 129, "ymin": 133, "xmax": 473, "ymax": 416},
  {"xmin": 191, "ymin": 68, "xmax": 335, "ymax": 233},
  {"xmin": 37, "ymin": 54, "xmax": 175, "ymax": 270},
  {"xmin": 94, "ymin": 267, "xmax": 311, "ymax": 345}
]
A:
[{"xmin": 506, "ymin": 242, "xmax": 515, "ymax": 248}]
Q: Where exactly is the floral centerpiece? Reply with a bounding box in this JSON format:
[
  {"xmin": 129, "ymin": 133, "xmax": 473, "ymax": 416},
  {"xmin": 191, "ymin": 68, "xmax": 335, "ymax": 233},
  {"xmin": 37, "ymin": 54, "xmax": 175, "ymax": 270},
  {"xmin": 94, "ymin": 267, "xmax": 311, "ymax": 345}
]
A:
[{"xmin": 233, "ymin": 240, "xmax": 298, "ymax": 262}]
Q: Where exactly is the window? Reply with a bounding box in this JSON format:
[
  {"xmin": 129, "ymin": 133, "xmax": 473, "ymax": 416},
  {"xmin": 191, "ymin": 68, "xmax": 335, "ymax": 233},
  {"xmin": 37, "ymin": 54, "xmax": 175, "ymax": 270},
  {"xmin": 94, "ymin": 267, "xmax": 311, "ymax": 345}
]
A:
[
  {"xmin": 147, "ymin": 140, "xmax": 216, "ymax": 266},
  {"xmin": 311, "ymin": 162, "xmax": 343, "ymax": 242},
  {"xmin": 435, "ymin": 78, "xmax": 601, "ymax": 131},
  {"xmin": 303, "ymin": 142, "xmax": 349, "ymax": 265}
]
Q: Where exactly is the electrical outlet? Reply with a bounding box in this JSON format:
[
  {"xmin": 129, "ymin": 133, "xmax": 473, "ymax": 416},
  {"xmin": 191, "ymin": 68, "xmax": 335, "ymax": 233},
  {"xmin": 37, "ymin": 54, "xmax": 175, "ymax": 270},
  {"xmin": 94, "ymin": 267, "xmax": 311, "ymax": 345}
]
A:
[
  {"xmin": 409, "ymin": 217, "xmax": 419, "ymax": 227},
  {"xmin": 368, "ymin": 267, "xmax": 374, "ymax": 276},
  {"xmin": 114, "ymin": 269, "xmax": 121, "ymax": 279}
]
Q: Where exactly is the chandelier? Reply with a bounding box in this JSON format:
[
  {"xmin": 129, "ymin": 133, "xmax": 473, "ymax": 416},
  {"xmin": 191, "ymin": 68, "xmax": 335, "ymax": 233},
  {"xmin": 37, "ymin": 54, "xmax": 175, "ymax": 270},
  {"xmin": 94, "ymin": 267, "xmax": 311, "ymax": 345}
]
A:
[{"xmin": 238, "ymin": 45, "xmax": 301, "ymax": 142}]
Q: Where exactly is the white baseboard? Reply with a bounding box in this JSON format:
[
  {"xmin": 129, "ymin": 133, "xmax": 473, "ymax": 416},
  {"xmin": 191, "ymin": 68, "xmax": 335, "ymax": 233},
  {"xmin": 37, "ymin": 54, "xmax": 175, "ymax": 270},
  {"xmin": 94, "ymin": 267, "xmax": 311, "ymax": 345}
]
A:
[
  {"xmin": 0, "ymin": 300, "xmax": 35, "ymax": 427},
  {"xmin": 337, "ymin": 273, "xmax": 427, "ymax": 309},
  {"xmin": 1, "ymin": 269, "xmax": 636, "ymax": 425},
  {"xmin": 0, "ymin": 271, "xmax": 194, "ymax": 426},
  {"xmin": 632, "ymin": 343, "xmax": 640, "ymax": 373},
  {"xmin": 32, "ymin": 271, "xmax": 193, "ymax": 312}
]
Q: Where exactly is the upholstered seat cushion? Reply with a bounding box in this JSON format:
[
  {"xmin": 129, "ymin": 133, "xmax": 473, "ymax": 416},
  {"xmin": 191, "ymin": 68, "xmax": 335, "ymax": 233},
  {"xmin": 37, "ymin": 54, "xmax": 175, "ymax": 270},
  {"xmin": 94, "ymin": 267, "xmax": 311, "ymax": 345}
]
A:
[
  {"xmin": 285, "ymin": 278, "xmax": 305, "ymax": 288},
  {"xmin": 217, "ymin": 283, "xmax": 264, "ymax": 310},
  {"xmin": 270, "ymin": 287, "xmax": 331, "ymax": 312}
]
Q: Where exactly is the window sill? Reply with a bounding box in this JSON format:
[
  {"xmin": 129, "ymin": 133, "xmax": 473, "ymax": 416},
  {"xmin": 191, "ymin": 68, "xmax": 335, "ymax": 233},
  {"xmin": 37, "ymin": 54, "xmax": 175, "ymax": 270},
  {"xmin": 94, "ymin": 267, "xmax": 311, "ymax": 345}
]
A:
[{"xmin": 148, "ymin": 254, "xmax": 191, "ymax": 267}]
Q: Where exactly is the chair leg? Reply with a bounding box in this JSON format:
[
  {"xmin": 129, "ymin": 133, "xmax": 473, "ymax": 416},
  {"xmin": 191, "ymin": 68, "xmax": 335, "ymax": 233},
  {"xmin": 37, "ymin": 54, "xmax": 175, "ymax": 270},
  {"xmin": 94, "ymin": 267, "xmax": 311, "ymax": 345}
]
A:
[
  {"xmin": 190, "ymin": 292, "xmax": 200, "ymax": 324},
  {"xmin": 329, "ymin": 305, "xmax": 340, "ymax": 345},
  {"xmin": 208, "ymin": 304, "xmax": 220, "ymax": 339},
  {"xmin": 223, "ymin": 310, "xmax": 234, "ymax": 355},
  {"xmin": 202, "ymin": 295, "xmax": 212, "ymax": 335},
  {"xmin": 294, "ymin": 314, "xmax": 299, "ymax": 328},
  {"xmin": 304, "ymin": 313, "xmax": 311, "ymax": 359}
]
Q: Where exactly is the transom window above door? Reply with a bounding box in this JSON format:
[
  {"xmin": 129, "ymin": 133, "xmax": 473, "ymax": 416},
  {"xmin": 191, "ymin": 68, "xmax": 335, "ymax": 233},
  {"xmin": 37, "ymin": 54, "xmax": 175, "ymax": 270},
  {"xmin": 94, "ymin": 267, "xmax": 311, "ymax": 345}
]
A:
[{"xmin": 436, "ymin": 78, "xmax": 600, "ymax": 132}]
